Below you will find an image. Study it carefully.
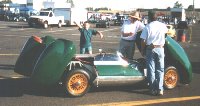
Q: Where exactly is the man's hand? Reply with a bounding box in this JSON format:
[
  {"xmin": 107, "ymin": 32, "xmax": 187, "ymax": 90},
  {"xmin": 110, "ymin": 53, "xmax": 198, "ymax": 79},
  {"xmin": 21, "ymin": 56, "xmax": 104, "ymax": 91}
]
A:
[
  {"xmin": 74, "ymin": 21, "xmax": 82, "ymax": 28},
  {"xmin": 97, "ymin": 31, "xmax": 104, "ymax": 39},
  {"xmin": 122, "ymin": 32, "xmax": 134, "ymax": 37},
  {"xmin": 100, "ymin": 33, "xmax": 104, "ymax": 39}
]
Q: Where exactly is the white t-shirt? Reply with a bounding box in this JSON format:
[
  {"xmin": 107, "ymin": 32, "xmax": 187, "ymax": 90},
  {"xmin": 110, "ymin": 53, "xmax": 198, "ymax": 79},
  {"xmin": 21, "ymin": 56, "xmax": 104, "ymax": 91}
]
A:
[
  {"xmin": 140, "ymin": 21, "xmax": 168, "ymax": 45},
  {"xmin": 121, "ymin": 20, "xmax": 145, "ymax": 40}
]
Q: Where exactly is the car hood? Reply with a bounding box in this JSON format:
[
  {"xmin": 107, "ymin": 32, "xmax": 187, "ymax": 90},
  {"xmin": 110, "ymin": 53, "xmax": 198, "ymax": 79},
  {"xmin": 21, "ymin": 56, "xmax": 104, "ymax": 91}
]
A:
[{"xmin": 15, "ymin": 36, "xmax": 76, "ymax": 85}]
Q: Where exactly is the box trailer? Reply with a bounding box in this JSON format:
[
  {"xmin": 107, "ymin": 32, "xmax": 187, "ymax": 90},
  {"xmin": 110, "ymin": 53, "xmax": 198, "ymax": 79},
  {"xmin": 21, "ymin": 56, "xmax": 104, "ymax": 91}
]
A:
[
  {"xmin": 170, "ymin": 8, "xmax": 186, "ymax": 21},
  {"xmin": 53, "ymin": 8, "xmax": 88, "ymax": 26}
]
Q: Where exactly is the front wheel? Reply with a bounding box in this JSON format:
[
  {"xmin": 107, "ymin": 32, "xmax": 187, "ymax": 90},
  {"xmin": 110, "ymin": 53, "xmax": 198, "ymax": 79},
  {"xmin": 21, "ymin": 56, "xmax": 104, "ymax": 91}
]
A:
[
  {"xmin": 164, "ymin": 66, "xmax": 179, "ymax": 89},
  {"xmin": 64, "ymin": 69, "xmax": 90, "ymax": 97}
]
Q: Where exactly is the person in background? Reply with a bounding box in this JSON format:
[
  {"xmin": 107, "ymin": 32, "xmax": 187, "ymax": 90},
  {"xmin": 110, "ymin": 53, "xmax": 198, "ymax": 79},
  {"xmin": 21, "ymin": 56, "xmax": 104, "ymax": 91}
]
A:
[
  {"xmin": 119, "ymin": 11, "xmax": 145, "ymax": 61},
  {"xmin": 140, "ymin": 11, "xmax": 168, "ymax": 96},
  {"xmin": 74, "ymin": 21, "xmax": 103, "ymax": 54}
]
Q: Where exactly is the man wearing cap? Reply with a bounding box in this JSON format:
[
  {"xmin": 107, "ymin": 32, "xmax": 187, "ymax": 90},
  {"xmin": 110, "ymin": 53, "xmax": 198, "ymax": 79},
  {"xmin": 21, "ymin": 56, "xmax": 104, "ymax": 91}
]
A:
[
  {"xmin": 140, "ymin": 11, "xmax": 168, "ymax": 96},
  {"xmin": 119, "ymin": 11, "xmax": 145, "ymax": 61}
]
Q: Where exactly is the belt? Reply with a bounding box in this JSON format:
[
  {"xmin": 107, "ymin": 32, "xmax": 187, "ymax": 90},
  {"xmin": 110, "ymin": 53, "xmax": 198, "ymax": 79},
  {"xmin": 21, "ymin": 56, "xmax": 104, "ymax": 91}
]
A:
[
  {"xmin": 147, "ymin": 44, "xmax": 164, "ymax": 49},
  {"xmin": 122, "ymin": 39, "xmax": 134, "ymax": 42}
]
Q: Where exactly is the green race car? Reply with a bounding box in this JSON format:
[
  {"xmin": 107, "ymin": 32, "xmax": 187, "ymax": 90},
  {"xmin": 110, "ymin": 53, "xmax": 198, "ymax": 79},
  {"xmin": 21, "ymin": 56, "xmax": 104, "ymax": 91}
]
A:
[{"xmin": 14, "ymin": 34, "xmax": 192, "ymax": 97}]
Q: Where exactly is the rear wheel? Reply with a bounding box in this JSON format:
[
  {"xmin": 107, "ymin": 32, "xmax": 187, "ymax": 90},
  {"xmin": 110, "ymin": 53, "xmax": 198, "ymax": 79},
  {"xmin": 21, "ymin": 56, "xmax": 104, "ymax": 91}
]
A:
[
  {"xmin": 65, "ymin": 69, "xmax": 90, "ymax": 97},
  {"xmin": 164, "ymin": 67, "xmax": 179, "ymax": 89}
]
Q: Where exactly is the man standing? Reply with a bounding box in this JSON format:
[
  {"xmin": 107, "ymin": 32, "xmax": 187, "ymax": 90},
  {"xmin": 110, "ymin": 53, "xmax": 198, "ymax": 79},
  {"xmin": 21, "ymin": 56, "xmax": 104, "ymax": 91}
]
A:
[
  {"xmin": 140, "ymin": 11, "xmax": 168, "ymax": 96},
  {"xmin": 74, "ymin": 21, "xmax": 103, "ymax": 54},
  {"xmin": 119, "ymin": 11, "xmax": 145, "ymax": 61}
]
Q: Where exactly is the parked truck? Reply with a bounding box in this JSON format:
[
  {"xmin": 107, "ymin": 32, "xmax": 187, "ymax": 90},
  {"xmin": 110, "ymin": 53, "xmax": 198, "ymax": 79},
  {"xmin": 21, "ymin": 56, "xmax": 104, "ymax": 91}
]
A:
[
  {"xmin": 53, "ymin": 8, "xmax": 88, "ymax": 26},
  {"xmin": 28, "ymin": 10, "xmax": 65, "ymax": 29}
]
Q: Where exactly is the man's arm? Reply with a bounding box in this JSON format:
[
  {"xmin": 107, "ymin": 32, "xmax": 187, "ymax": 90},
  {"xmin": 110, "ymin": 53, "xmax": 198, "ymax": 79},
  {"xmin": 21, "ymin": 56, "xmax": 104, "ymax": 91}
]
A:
[
  {"xmin": 140, "ymin": 27, "xmax": 148, "ymax": 57},
  {"xmin": 141, "ymin": 39, "xmax": 146, "ymax": 57},
  {"xmin": 73, "ymin": 21, "xmax": 82, "ymax": 29},
  {"xmin": 97, "ymin": 31, "xmax": 103, "ymax": 39}
]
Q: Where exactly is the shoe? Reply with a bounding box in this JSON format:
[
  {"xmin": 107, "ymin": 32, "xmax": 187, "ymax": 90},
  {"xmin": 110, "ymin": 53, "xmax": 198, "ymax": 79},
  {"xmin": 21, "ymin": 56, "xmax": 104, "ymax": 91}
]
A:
[
  {"xmin": 149, "ymin": 90, "xmax": 157, "ymax": 96},
  {"xmin": 158, "ymin": 91, "xmax": 163, "ymax": 96}
]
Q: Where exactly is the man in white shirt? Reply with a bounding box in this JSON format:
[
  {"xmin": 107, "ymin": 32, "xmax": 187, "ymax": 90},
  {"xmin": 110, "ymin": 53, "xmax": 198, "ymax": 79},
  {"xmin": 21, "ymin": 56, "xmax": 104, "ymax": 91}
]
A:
[
  {"xmin": 140, "ymin": 11, "xmax": 168, "ymax": 96},
  {"xmin": 119, "ymin": 11, "xmax": 145, "ymax": 61}
]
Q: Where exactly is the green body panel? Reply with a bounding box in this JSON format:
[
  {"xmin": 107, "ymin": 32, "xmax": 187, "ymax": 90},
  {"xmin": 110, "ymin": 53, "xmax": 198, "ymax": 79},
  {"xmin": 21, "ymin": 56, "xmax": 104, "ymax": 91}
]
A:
[
  {"xmin": 165, "ymin": 36, "xmax": 192, "ymax": 83},
  {"xmin": 31, "ymin": 39, "xmax": 76, "ymax": 85},
  {"xmin": 96, "ymin": 65, "xmax": 143, "ymax": 76},
  {"xmin": 14, "ymin": 36, "xmax": 55, "ymax": 76}
]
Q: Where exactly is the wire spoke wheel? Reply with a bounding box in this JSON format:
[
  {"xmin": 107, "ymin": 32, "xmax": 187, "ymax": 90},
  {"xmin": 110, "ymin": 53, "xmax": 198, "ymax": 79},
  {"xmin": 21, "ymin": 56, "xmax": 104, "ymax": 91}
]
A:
[
  {"xmin": 164, "ymin": 68, "xmax": 179, "ymax": 89},
  {"xmin": 65, "ymin": 70, "xmax": 90, "ymax": 97}
]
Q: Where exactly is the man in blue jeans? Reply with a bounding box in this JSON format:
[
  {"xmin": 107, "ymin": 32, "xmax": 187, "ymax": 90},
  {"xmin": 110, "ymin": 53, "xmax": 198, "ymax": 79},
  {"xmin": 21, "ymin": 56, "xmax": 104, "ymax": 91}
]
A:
[
  {"xmin": 74, "ymin": 21, "xmax": 103, "ymax": 54},
  {"xmin": 140, "ymin": 11, "xmax": 168, "ymax": 96}
]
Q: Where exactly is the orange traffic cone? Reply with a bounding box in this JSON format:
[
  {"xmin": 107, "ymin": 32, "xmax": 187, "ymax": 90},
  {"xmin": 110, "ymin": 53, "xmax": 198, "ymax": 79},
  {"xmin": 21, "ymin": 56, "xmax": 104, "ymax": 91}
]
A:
[
  {"xmin": 181, "ymin": 31, "xmax": 186, "ymax": 42},
  {"xmin": 181, "ymin": 34, "xmax": 186, "ymax": 42}
]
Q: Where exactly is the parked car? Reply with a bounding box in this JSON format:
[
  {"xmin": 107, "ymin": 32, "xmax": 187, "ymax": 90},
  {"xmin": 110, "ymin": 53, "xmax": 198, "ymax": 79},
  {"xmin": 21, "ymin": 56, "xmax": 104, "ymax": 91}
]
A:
[
  {"xmin": 113, "ymin": 19, "xmax": 123, "ymax": 26},
  {"xmin": 14, "ymin": 34, "xmax": 192, "ymax": 97},
  {"xmin": 166, "ymin": 25, "xmax": 176, "ymax": 39},
  {"xmin": 96, "ymin": 20, "xmax": 110, "ymax": 28}
]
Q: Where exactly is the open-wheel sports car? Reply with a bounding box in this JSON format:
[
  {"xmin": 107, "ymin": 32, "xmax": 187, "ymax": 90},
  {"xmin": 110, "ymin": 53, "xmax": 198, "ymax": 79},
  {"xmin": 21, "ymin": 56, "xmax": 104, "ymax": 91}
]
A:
[{"xmin": 14, "ymin": 33, "xmax": 192, "ymax": 97}]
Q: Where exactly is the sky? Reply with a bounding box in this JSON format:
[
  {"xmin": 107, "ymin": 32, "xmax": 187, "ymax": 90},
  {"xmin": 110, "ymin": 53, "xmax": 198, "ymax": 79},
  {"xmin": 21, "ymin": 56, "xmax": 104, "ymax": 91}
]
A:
[
  {"xmin": 12, "ymin": 0, "xmax": 200, "ymax": 10},
  {"xmin": 73, "ymin": 0, "xmax": 200, "ymax": 10}
]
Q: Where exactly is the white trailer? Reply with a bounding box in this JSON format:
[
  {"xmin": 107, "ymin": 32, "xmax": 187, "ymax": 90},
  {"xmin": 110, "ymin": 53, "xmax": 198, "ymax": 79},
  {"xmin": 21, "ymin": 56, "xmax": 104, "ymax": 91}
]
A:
[
  {"xmin": 170, "ymin": 8, "xmax": 186, "ymax": 21},
  {"xmin": 53, "ymin": 8, "xmax": 88, "ymax": 26}
]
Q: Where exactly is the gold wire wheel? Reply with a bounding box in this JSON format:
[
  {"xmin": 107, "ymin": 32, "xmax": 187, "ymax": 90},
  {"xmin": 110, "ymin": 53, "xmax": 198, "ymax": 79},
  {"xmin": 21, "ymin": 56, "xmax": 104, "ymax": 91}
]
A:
[
  {"xmin": 67, "ymin": 73, "xmax": 88, "ymax": 95},
  {"xmin": 164, "ymin": 69, "xmax": 178, "ymax": 89}
]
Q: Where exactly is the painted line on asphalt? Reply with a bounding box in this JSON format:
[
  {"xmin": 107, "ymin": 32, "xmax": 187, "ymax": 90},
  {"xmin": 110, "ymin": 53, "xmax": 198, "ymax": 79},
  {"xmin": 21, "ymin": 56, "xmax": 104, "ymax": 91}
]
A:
[
  {"xmin": 0, "ymin": 26, "xmax": 7, "ymax": 29},
  {"xmin": 2, "ymin": 35, "xmax": 27, "ymax": 37},
  {"xmin": 99, "ymin": 27, "xmax": 120, "ymax": 32},
  {"xmin": 81, "ymin": 96, "xmax": 200, "ymax": 106},
  {"xmin": 0, "ymin": 76, "xmax": 27, "ymax": 80},
  {"xmin": 42, "ymin": 28, "xmax": 77, "ymax": 33},
  {"xmin": 0, "ymin": 54, "xmax": 19, "ymax": 56}
]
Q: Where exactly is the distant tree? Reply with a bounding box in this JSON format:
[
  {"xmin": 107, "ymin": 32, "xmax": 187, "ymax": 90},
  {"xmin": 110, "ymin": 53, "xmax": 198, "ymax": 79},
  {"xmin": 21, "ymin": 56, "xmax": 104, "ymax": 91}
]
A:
[
  {"xmin": 188, "ymin": 5, "xmax": 194, "ymax": 11},
  {"xmin": 94, "ymin": 7, "xmax": 109, "ymax": 11},
  {"xmin": 86, "ymin": 7, "xmax": 93, "ymax": 11},
  {"xmin": 173, "ymin": 1, "xmax": 183, "ymax": 8},
  {"xmin": 0, "ymin": 0, "xmax": 12, "ymax": 3},
  {"xmin": 167, "ymin": 7, "xmax": 171, "ymax": 10},
  {"xmin": 66, "ymin": 0, "xmax": 74, "ymax": 8}
]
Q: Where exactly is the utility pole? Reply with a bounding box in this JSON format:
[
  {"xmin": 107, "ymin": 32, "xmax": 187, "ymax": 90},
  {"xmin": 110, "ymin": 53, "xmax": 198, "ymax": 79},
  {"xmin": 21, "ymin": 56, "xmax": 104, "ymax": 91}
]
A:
[{"xmin": 193, "ymin": 0, "xmax": 195, "ymax": 16}]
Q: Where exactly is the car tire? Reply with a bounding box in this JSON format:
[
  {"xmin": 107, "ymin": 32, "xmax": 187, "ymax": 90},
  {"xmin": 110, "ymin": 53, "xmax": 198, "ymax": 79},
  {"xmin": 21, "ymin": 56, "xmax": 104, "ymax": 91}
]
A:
[
  {"xmin": 164, "ymin": 66, "xmax": 179, "ymax": 89},
  {"xmin": 28, "ymin": 22, "xmax": 33, "ymax": 27},
  {"xmin": 64, "ymin": 69, "xmax": 90, "ymax": 97},
  {"xmin": 44, "ymin": 22, "xmax": 48, "ymax": 29},
  {"xmin": 16, "ymin": 18, "xmax": 19, "ymax": 22}
]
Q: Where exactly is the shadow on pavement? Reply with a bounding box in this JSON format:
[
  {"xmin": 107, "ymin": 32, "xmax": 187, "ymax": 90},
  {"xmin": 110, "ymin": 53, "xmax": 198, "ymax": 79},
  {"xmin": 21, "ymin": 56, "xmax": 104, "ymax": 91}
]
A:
[
  {"xmin": 7, "ymin": 25, "xmax": 30, "ymax": 29},
  {"xmin": 0, "ymin": 78, "xmax": 67, "ymax": 97}
]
